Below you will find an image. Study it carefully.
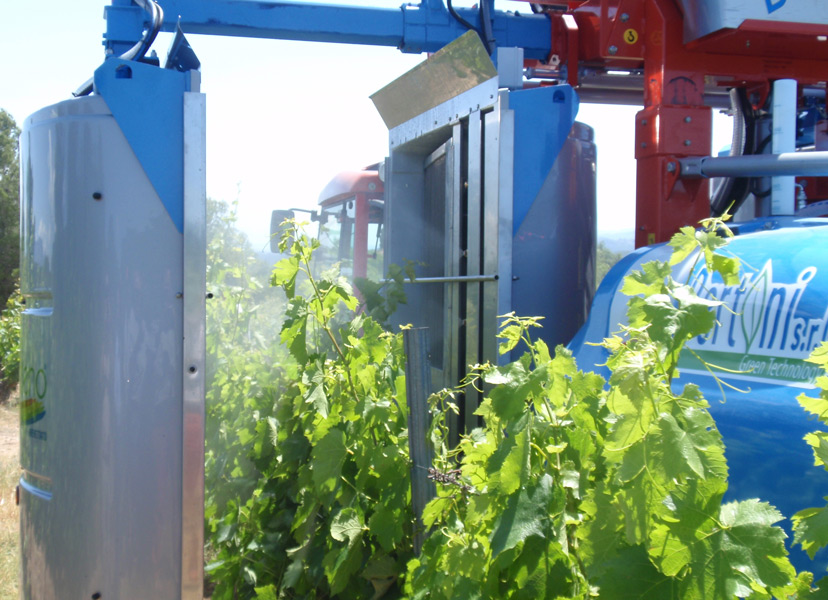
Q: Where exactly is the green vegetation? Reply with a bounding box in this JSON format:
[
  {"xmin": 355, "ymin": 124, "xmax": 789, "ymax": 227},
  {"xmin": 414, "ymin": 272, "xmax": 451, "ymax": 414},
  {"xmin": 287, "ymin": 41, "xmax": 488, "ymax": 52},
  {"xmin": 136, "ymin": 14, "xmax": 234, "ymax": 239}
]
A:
[
  {"xmin": 0, "ymin": 110, "xmax": 20, "ymax": 396},
  {"xmin": 596, "ymin": 240, "xmax": 627, "ymax": 287},
  {"xmin": 0, "ymin": 110, "xmax": 20, "ymax": 309},
  {"xmin": 202, "ymin": 214, "xmax": 828, "ymax": 598},
  {"xmin": 207, "ymin": 220, "xmax": 413, "ymax": 598},
  {"xmin": 0, "ymin": 286, "xmax": 22, "ymax": 392}
]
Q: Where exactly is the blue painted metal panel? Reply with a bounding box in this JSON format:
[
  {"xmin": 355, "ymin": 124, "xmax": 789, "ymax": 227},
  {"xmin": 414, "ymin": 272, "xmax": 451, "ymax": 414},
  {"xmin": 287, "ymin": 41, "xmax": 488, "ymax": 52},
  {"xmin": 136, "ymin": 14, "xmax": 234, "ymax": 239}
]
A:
[
  {"xmin": 93, "ymin": 58, "xmax": 195, "ymax": 232},
  {"xmin": 105, "ymin": 0, "xmax": 554, "ymax": 58},
  {"xmin": 510, "ymin": 85, "xmax": 579, "ymax": 235},
  {"xmin": 570, "ymin": 219, "xmax": 828, "ymax": 571},
  {"xmin": 104, "ymin": 0, "xmax": 145, "ymax": 57}
]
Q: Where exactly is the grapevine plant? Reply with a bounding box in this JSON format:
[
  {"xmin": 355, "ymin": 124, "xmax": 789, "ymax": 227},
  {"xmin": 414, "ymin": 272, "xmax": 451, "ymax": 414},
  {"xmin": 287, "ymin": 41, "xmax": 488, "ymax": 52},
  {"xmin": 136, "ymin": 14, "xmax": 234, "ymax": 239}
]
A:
[
  {"xmin": 405, "ymin": 217, "xmax": 818, "ymax": 599},
  {"xmin": 206, "ymin": 213, "xmax": 828, "ymax": 598},
  {"xmin": 210, "ymin": 219, "xmax": 416, "ymax": 599},
  {"xmin": 0, "ymin": 282, "xmax": 22, "ymax": 391}
]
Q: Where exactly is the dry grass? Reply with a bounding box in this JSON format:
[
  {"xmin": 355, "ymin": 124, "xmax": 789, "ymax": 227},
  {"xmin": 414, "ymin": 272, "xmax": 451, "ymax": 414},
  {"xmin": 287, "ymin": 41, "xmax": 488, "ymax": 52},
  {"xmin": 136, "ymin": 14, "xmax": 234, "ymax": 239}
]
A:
[{"xmin": 0, "ymin": 402, "xmax": 18, "ymax": 599}]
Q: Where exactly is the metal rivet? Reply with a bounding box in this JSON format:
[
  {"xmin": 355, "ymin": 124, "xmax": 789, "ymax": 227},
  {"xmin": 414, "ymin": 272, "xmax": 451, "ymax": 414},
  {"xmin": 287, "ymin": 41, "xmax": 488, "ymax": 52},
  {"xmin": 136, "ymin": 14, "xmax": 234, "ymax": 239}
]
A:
[
  {"xmin": 92, "ymin": 192, "xmax": 103, "ymax": 201},
  {"xmin": 176, "ymin": 292, "xmax": 183, "ymax": 299},
  {"xmin": 641, "ymin": 119, "xmax": 648, "ymax": 126},
  {"xmin": 92, "ymin": 594, "xmax": 102, "ymax": 600},
  {"xmin": 684, "ymin": 116, "xmax": 692, "ymax": 123},
  {"xmin": 608, "ymin": 45, "xmax": 618, "ymax": 55},
  {"xmin": 641, "ymin": 142, "xmax": 647, "ymax": 148},
  {"xmin": 684, "ymin": 139, "xmax": 692, "ymax": 146},
  {"xmin": 666, "ymin": 162, "xmax": 676, "ymax": 173},
  {"xmin": 621, "ymin": 12, "xmax": 630, "ymax": 22}
]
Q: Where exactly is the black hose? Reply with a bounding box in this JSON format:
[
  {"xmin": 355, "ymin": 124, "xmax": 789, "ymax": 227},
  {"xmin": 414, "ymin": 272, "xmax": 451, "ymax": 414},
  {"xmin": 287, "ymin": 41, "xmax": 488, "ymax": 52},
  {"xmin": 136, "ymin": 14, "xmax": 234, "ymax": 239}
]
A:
[
  {"xmin": 711, "ymin": 88, "xmax": 756, "ymax": 217},
  {"xmin": 479, "ymin": 0, "xmax": 495, "ymax": 55},
  {"xmin": 446, "ymin": 0, "xmax": 479, "ymax": 35}
]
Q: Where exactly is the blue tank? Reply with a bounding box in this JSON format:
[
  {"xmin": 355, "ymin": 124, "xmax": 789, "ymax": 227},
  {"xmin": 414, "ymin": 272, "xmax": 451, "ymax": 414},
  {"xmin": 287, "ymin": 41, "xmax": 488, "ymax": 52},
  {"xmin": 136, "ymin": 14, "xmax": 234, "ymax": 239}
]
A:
[{"xmin": 570, "ymin": 217, "xmax": 828, "ymax": 572}]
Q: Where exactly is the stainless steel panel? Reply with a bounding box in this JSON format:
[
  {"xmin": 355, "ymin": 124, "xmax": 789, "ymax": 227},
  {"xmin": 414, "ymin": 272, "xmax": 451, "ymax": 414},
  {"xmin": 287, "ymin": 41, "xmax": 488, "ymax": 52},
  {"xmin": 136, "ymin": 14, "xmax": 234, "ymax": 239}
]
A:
[
  {"xmin": 482, "ymin": 109, "xmax": 501, "ymax": 367},
  {"xmin": 677, "ymin": 0, "xmax": 828, "ymax": 42},
  {"xmin": 496, "ymin": 92, "xmax": 515, "ymax": 366},
  {"xmin": 20, "ymin": 96, "xmax": 183, "ymax": 599},
  {"xmin": 465, "ymin": 110, "xmax": 483, "ymax": 425},
  {"xmin": 388, "ymin": 79, "xmax": 500, "ymax": 152},
  {"xmin": 372, "ymin": 30, "xmax": 497, "ymax": 130},
  {"xmin": 181, "ymin": 89, "xmax": 207, "ymax": 600}
]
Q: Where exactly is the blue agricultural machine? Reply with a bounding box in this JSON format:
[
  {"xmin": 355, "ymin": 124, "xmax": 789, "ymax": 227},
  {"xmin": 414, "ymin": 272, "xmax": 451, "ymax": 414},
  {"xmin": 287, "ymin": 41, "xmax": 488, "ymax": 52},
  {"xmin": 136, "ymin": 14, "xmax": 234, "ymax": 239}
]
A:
[{"xmin": 16, "ymin": 0, "xmax": 828, "ymax": 596}]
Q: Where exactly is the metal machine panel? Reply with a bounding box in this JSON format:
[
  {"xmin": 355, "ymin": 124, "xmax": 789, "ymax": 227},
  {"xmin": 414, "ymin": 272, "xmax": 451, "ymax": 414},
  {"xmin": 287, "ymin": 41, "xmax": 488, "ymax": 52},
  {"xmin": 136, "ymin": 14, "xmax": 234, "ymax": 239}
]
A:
[
  {"xmin": 510, "ymin": 116, "xmax": 597, "ymax": 355},
  {"xmin": 386, "ymin": 80, "xmax": 595, "ymax": 434},
  {"xmin": 677, "ymin": 0, "xmax": 828, "ymax": 42},
  {"xmin": 465, "ymin": 110, "xmax": 483, "ymax": 422},
  {"xmin": 569, "ymin": 218, "xmax": 828, "ymax": 571},
  {"xmin": 19, "ymin": 96, "xmax": 186, "ymax": 598}
]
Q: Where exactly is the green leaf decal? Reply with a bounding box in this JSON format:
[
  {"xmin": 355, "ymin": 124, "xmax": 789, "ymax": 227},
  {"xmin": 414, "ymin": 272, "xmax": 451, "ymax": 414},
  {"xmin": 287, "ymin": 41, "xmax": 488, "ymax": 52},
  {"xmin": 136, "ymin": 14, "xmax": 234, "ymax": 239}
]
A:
[{"xmin": 740, "ymin": 262, "xmax": 770, "ymax": 353}]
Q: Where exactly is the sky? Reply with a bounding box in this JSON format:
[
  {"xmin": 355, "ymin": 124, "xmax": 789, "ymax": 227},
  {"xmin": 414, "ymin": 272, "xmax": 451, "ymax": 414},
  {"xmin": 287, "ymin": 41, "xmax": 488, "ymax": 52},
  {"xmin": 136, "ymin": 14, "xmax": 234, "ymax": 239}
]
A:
[{"xmin": 1, "ymin": 0, "xmax": 731, "ymax": 251}]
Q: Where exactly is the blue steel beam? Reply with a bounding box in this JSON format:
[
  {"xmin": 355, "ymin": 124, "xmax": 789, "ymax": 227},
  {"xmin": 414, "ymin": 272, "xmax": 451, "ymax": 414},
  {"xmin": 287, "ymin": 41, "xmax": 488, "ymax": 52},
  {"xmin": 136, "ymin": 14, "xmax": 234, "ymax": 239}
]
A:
[{"xmin": 106, "ymin": 0, "xmax": 552, "ymax": 60}]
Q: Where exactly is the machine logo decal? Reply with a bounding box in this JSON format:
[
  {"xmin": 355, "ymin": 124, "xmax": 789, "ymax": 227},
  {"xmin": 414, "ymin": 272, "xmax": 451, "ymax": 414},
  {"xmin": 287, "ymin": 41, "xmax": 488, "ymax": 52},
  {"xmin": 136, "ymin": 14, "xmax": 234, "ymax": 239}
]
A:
[
  {"xmin": 680, "ymin": 259, "xmax": 826, "ymax": 387},
  {"xmin": 765, "ymin": 0, "xmax": 787, "ymax": 14},
  {"xmin": 20, "ymin": 398, "xmax": 45, "ymax": 426},
  {"xmin": 19, "ymin": 366, "xmax": 47, "ymax": 433}
]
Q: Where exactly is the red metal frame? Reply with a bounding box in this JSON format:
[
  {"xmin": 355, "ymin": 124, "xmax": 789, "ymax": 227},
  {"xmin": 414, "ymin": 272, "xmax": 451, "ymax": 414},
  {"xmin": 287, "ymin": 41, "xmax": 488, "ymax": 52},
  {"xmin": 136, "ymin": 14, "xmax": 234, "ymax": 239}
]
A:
[
  {"xmin": 521, "ymin": 0, "xmax": 828, "ymax": 246},
  {"xmin": 317, "ymin": 167, "xmax": 384, "ymax": 279}
]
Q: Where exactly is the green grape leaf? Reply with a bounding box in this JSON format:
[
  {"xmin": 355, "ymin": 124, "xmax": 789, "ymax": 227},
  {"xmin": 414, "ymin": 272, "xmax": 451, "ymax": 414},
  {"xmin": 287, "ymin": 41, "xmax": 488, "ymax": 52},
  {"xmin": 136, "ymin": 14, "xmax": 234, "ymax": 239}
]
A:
[
  {"xmin": 605, "ymin": 387, "xmax": 656, "ymax": 451},
  {"xmin": 622, "ymin": 261, "xmax": 673, "ymax": 297},
  {"xmin": 806, "ymin": 341, "xmax": 828, "ymax": 370},
  {"xmin": 254, "ymin": 585, "xmax": 278, "ymax": 599},
  {"xmin": 651, "ymin": 498, "xmax": 795, "ymax": 600},
  {"xmin": 323, "ymin": 542, "xmax": 364, "ymax": 595},
  {"xmin": 657, "ymin": 408, "xmax": 727, "ymax": 482},
  {"xmin": 490, "ymin": 473, "xmax": 555, "ymax": 558},
  {"xmin": 799, "ymin": 392, "xmax": 828, "ymax": 423},
  {"xmin": 499, "ymin": 427, "xmax": 530, "ymax": 495},
  {"xmin": 362, "ymin": 555, "xmax": 399, "ymax": 599},
  {"xmin": 271, "ymin": 255, "xmax": 300, "ymax": 299},
  {"xmin": 484, "ymin": 361, "xmax": 547, "ymax": 424},
  {"xmin": 711, "ymin": 253, "xmax": 741, "ymax": 287},
  {"xmin": 805, "ymin": 432, "xmax": 828, "ymax": 468},
  {"xmin": 369, "ymin": 504, "xmax": 404, "ymax": 553},
  {"xmin": 306, "ymin": 384, "xmax": 328, "ymax": 418},
  {"xmin": 312, "ymin": 428, "xmax": 346, "ymax": 493},
  {"xmin": 578, "ymin": 484, "xmax": 625, "ymax": 568},
  {"xmin": 331, "ymin": 507, "xmax": 364, "ymax": 547},
  {"xmin": 669, "ymin": 226, "xmax": 703, "ymax": 266},
  {"xmin": 593, "ymin": 544, "xmax": 679, "ymax": 599},
  {"xmin": 793, "ymin": 502, "xmax": 828, "ymax": 559}
]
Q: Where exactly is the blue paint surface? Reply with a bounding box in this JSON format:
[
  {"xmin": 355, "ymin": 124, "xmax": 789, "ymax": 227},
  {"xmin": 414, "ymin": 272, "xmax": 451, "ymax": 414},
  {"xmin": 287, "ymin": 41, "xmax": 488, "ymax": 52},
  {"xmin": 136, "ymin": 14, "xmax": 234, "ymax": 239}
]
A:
[
  {"xmin": 509, "ymin": 85, "xmax": 579, "ymax": 235},
  {"xmin": 570, "ymin": 219, "xmax": 828, "ymax": 572},
  {"xmin": 94, "ymin": 59, "xmax": 194, "ymax": 233}
]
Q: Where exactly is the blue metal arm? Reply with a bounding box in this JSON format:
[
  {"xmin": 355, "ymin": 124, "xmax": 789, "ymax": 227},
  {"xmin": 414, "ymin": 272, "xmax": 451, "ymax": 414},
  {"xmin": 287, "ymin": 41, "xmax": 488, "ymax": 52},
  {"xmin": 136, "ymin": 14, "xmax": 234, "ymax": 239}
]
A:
[{"xmin": 104, "ymin": 0, "xmax": 552, "ymax": 59}]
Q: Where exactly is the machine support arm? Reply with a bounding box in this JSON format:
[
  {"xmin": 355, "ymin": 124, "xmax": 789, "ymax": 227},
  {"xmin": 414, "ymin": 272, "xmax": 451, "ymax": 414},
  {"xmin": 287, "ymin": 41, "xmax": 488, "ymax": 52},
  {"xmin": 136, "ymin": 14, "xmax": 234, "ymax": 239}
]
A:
[
  {"xmin": 681, "ymin": 152, "xmax": 828, "ymax": 179},
  {"xmin": 105, "ymin": 0, "xmax": 552, "ymax": 58}
]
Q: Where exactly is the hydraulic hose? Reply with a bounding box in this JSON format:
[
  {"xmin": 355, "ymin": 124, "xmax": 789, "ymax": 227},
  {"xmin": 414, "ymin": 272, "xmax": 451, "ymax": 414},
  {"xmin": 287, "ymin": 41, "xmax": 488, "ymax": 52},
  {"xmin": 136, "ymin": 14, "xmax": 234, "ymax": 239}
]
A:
[{"xmin": 711, "ymin": 88, "xmax": 756, "ymax": 217}]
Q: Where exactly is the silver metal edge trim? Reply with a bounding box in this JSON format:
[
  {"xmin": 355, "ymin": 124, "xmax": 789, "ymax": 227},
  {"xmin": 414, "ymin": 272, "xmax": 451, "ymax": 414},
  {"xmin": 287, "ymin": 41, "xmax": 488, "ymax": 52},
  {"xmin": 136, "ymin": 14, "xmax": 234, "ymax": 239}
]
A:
[
  {"xmin": 496, "ymin": 92, "xmax": 514, "ymax": 365},
  {"xmin": 181, "ymin": 90, "xmax": 207, "ymax": 600},
  {"xmin": 389, "ymin": 79, "xmax": 499, "ymax": 150}
]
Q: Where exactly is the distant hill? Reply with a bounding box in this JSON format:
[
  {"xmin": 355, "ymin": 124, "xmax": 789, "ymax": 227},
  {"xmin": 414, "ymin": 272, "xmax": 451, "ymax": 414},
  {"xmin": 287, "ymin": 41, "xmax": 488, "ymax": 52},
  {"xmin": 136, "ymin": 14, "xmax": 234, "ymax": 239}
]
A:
[{"xmin": 598, "ymin": 229, "xmax": 635, "ymax": 255}]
